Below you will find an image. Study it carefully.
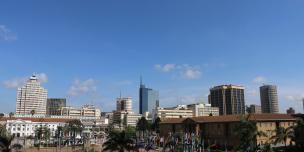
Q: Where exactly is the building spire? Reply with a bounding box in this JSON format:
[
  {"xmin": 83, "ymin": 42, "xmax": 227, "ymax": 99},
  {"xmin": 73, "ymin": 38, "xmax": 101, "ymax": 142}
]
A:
[{"xmin": 140, "ymin": 75, "xmax": 143, "ymax": 86}]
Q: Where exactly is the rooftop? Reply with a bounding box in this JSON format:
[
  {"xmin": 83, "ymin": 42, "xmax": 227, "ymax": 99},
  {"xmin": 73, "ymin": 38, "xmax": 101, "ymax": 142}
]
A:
[{"xmin": 160, "ymin": 114, "xmax": 297, "ymax": 124}]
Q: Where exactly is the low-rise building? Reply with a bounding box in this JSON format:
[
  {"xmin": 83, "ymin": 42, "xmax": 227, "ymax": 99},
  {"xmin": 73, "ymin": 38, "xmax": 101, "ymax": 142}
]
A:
[
  {"xmin": 153, "ymin": 105, "xmax": 193, "ymax": 120},
  {"xmin": 113, "ymin": 111, "xmax": 142, "ymax": 127},
  {"xmin": 249, "ymin": 104, "xmax": 262, "ymax": 114},
  {"xmin": 287, "ymin": 107, "xmax": 295, "ymax": 114},
  {"xmin": 187, "ymin": 103, "xmax": 219, "ymax": 116},
  {"xmin": 159, "ymin": 114, "xmax": 297, "ymax": 149},
  {"xmin": 61, "ymin": 105, "xmax": 101, "ymax": 119}
]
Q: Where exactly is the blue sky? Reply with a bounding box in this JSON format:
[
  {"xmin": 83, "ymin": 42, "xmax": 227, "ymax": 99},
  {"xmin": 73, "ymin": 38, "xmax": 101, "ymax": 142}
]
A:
[{"xmin": 1, "ymin": 0, "xmax": 304, "ymax": 113}]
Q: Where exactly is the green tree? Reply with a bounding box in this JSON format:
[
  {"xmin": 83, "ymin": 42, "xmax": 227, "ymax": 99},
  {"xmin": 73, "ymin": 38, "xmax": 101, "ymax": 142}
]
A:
[
  {"xmin": 0, "ymin": 124, "xmax": 21, "ymax": 152},
  {"xmin": 30, "ymin": 110, "xmax": 35, "ymax": 116},
  {"xmin": 234, "ymin": 114, "xmax": 266, "ymax": 152},
  {"xmin": 65, "ymin": 119, "xmax": 84, "ymax": 151},
  {"xmin": 136, "ymin": 117, "xmax": 148, "ymax": 140},
  {"xmin": 271, "ymin": 126, "xmax": 294, "ymax": 151},
  {"xmin": 152, "ymin": 117, "xmax": 161, "ymax": 133},
  {"xmin": 35, "ymin": 126, "xmax": 51, "ymax": 149},
  {"xmin": 8, "ymin": 112, "xmax": 14, "ymax": 118},
  {"xmin": 294, "ymin": 119, "xmax": 304, "ymax": 150},
  {"xmin": 102, "ymin": 130, "xmax": 134, "ymax": 152}
]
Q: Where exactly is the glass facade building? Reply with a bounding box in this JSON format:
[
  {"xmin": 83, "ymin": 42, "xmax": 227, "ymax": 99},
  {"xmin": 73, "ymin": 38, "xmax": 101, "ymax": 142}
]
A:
[{"xmin": 139, "ymin": 81, "xmax": 159, "ymax": 115}]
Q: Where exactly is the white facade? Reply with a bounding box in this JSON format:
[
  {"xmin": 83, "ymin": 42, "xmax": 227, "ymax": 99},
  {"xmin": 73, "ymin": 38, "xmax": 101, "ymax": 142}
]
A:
[
  {"xmin": 5, "ymin": 118, "xmax": 66, "ymax": 138},
  {"xmin": 113, "ymin": 111, "xmax": 142, "ymax": 127},
  {"xmin": 187, "ymin": 103, "xmax": 219, "ymax": 116},
  {"xmin": 116, "ymin": 97, "xmax": 132, "ymax": 112},
  {"xmin": 153, "ymin": 106, "xmax": 193, "ymax": 120},
  {"xmin": 61, "ymin": 105, "xmax": 101, "ymax": 119},
  {"xmin": 16, "ymin": 75, "xmax": 48, "ymax": 115}
]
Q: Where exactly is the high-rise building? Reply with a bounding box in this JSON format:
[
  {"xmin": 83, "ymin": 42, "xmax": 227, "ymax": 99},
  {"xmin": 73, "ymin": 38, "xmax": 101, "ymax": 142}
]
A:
[
  {"xmin": 260, "ymin": 85, "xmax": 279, "ymax": 113},
  {"xmin": 249, "ymin": 104, "xmax": 262, "ymax": 114},
  {"xmin": 286, "ymin": 107, "xmax": 295, "ymax": 114},
  {"xmin": 139, "ymin": 79, "xmax": 159, "ymax": 115},
  {"xmin": 16, "ymin": 75, "xmax": 48, "ymax": 115},
  {"xmin": 116, "ymin": 97, "xmax": 132, "ymax": 112},
  {"xmin": 209, "ymin": 85, "xmax": 245, "ymax": 115},
  {"xmin": 46, "ymin": 98, "xmax": 66, "ymax": 116}
]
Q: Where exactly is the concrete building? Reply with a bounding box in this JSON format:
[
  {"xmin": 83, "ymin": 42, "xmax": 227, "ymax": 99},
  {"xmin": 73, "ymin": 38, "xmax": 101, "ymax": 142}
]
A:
[
  {"xmin": 260, "ymin": 85, "xmax": 279, "ymax": 113},
  {"xmin": 2, "ymin": 117, "xmax": 67, "ymax": 138},
  {"xmin": 153, "ymin": 105, "xmax": 193, "ymax": 120},
  {"xmin": 61, "ymin": 105, "xmax": 101, "ymax": 119},
  {"xmin": 249, "ymin": 104, "xmax": 262, "ymax": 114},
  {"xmin": 139, "ymin": 79, "xmax": 159, "ymax": 115},
  {"xmin": 286, "ymin": 107, "xmax": 295, "ymax": 114},
  {"xmin": 160, "ymin": 114, "xmax": 296, "ymax": 149},
  {"xmin": 187, "ymin": 103, "xmax": 219, "ymax": 116},
  {"xmin": 116, "ymin": 97, "xmax": 132, "ymax": 112},
  {"xmin": 16, "ymin": 75, "xmax": 48, "ymax": 115},
  {"xmin": 209, "ymin": 85, "xmax": 245, "ymax": 115},
  {"xmin": 46, "ymin": 98, "xmax": 66, "ymax": 116},
  {"xmin": 113, "ymin": 111, "xmax": 142, "ymax": 127}
]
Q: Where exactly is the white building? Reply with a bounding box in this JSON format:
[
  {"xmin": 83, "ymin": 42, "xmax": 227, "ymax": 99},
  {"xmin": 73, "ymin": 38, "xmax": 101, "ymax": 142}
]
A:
[
  {"xmin": 60, "ymin": 105, "xmax": 101, "ymax": 119},
  {"xmin": 187, "ymin": 103, "xmax": 219, "ymax": 116},
  {"xmin": 4, "ymin": 117, "xmax": 67, "ymax": 138},
  {"xmin": 113, "ymin": 111, "xmax": 142, "ymax": 127},
  {"xmin": 116, "ymin": 97, "xmax": 132, "ymax": 112},
  {"xmin": 16, "ymin": 75, "xmax": 48, "ymax": 115},
  {"xmin": 152, "ymin": 105, "xmax": 193, "ymax": 120}
]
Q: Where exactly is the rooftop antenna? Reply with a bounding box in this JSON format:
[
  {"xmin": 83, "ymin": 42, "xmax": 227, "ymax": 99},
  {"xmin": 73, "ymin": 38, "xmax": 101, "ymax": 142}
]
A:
[
  {"xmin": 120, "ymin": 90, "xmax": 122, "ymax": 99},
  {"xmin": 140, "ymin": 75, "xmax": 143, "ymax": 85}
]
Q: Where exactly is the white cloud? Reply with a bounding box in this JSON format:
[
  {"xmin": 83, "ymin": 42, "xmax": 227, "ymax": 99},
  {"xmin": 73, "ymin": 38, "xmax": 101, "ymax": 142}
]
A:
[
  {"xmin": 154, "ymin": 64, "xmax": 176, "ymax": 72},
  {"xmin": 181, "ymin": 67, "xmax": 201, "ymax": 80},
  {"xmin": 2, "ymin": 77, "xmax": 27, "ymax": 88},
  {"xmin": 155, "ymin": 64, "xmax": 202, "ymax": 80},
  {"xmin": 253, "ymin": 76, "xmax": 267, "ymax": 84},
  {"xmin": 2, "ymin": 73, "xmax": 48, "ymax": 89},
  {"xmin": 0, "ymin": 25, "xmax": 17, "ymax": 41},
  {"xmin": 67, "ymin": 79, "xmax": 97, "ymax": 96},
  {"xmin": 36, "ymin": 73, "xmax": 48, "ymax": 83}
]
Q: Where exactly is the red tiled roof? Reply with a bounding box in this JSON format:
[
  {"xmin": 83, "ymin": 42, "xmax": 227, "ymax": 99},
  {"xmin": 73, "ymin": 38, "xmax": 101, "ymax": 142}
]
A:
[
  {"xmin": 160, "ymin": 114, "xmax": 297, "ymax": 124},
  {"xmin": 0, "ymin": 117, "xmax": 73, "ymax": 123},
  {"xmin": 160, "ymin": 118, "xmax": 186, "ymax": 124}
]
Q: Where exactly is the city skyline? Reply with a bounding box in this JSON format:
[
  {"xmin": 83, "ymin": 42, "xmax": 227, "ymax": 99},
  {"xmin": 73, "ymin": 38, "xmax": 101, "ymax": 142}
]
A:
[{"xmin": 1, "ymin": 0, "xmax": 304, "ymax": 113}]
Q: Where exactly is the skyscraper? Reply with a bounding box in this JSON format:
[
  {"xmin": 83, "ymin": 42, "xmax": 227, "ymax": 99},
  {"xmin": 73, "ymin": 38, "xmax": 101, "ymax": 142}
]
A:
[
  {"xmin": 46, "ymin": 98, "xmax": 66, "ymax": 115},
  {"xmin": 260, "ymin": 85, "xmax": 279, "ymax": 113},
  {"xmin": 16, "ymin": 75, "xmax": 48, "ymax": 115},
  {"xmin": 116, "ymin": 97, "xmax": 132, "ymax": 112},
  {"xmin": 209, "ymin": 85, "xmax": 245, "ymax": 115},
  {"xmin": 139, "ymin": 78, "xmax": 159, "ymax": 115}
]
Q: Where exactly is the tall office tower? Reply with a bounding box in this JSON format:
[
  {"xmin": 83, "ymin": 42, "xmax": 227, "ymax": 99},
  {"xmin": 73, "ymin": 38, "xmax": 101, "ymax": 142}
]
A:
[
  {"xmin": 260, "ymin": 85, "xmax": 279, "ymax": 113},
  {"xmin": 209, "ymin": 85, "xmax": 245, "ymax": 115},
  {"xmin": 116, "ymin": 97, "xmax": 133, "ymax": 112},
  {"xmin": 249, "ymin": 104, "xmax": 262, "ymax": 114},
  {"xmin": 139, "ymin": 78, "xmax": 159, "ymax": 115},
  {"xmin": 16, "ymin": 75, "xmax": 48, "ymax": 115},
  {"xmin": 46, "ymin": 98, "xmax": 66, "ymax": 115}
]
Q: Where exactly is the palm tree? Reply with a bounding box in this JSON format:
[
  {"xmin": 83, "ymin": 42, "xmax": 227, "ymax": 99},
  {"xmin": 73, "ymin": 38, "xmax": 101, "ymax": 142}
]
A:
[
  {"xmin": 271, "ymin": 126, "xmax": 294, "ymax": 151},
  {"xmin": 35, "ymin": 126, "xmax": 51, "ymax": 149},
  {"xmin": 294, "ymin": 119, "xmax": 304, "ymax": 150},
  {"xmin": 8, "ymin": 112, "xmax": 14, "ymax": 118},
  {"xmin": 30, "ymin": 110, "xmax": 35, "ymax": 116},
  {"xmin": 234, "ymin": 114, "xmax": 266, "ymax": 151},
  {"xmin": 136, "ymin": 117, "xmax": 148, "ymax": 140},
  {"xmin": 65, "ymin": 119, "xmax": 83, "ymax": 151},
  {"xmin": 152, "ymin": 117, "xmax": 161, "ymax": 133},
  {"xmin": 102, "ymin": 130, "xmax": 134, "ymax": 152},
  {"xmin": 0, "ymin": 124, "xmax": 19, "ymax": 152}
]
